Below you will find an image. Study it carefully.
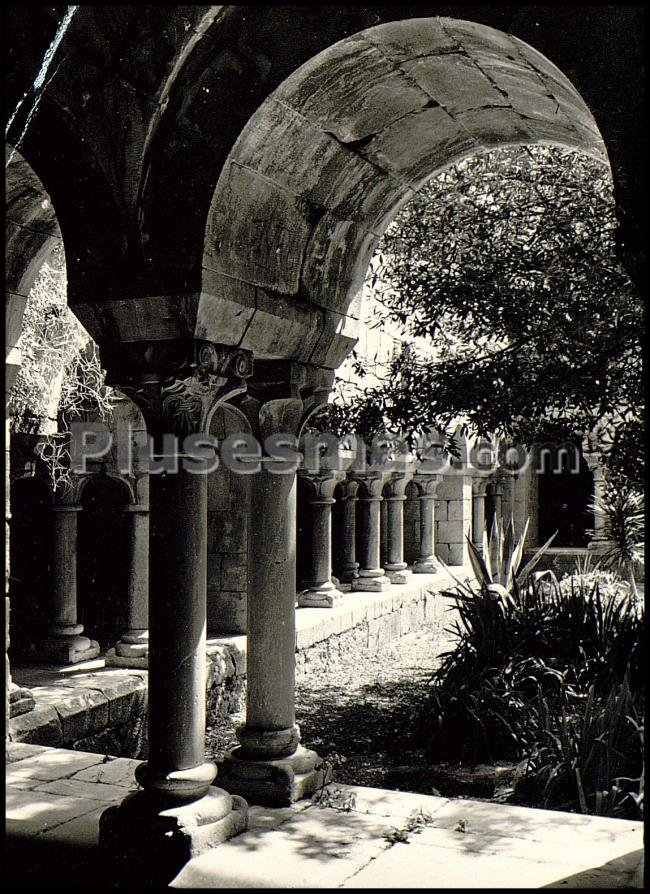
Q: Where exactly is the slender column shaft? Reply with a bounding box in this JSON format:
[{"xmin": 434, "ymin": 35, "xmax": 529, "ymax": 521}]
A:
[
  {"xmin": 472, "ymin": 491, "xmax": 486, "ymax": 552},
  {"xmin": 50, "ymin": 506, "xmax": 82, "ymax": 632},
  {"xmin": 357, "ymin": 494, "xmax": 383, "ymax": 576},
  {"xmin": 384, "ymin": 496, "xmax": 406, "ymax": 570},
  {"xmin": 418, "ymin": 496, "xmax": 436, "ymax": 564},
  {"xmin": 337, "ymin": 482, "xmax": 358, "ymax": 582},
  {"xmin": 123, "ymin": 505, "xmax": 149, "ymax": 635},
  {"xmin": 239, "ymin": 464, "xmax": 299, "ymax": 758},
  {"xmin": 305, "ymin": 497, "xmax": 334, "ymax": 588},
  {"xmin": 137, "ymin": 466, "xmax": 215, "ymax": 800}
]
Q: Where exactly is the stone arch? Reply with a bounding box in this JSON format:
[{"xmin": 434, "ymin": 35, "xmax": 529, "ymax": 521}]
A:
[{"xmin": 202, "ymin": 17, "xmax": 609, "ymax": 374}]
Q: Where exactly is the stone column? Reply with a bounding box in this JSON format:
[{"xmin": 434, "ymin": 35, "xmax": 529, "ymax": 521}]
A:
[
  {"xmin": 105, "ymin": 484, "xmax": 149, "ymax": 668},
  {"xmin": 471, "ymin": 476, "xmax": 490, "ymax": 556},
  {"xmin": 6, "ymin": 418, "xmax": 34, "ymax": 722},
  {"xmin": 584, "ymin": 452, "xmax": 609, "ymax": 550},
  {"xmin": 218, "ymin": 381, "xmax": 329, "ymax": 805},
  {"xmin": 351, "ymin": 471, "xmax": 391, "ymax": 591},
  {"xmin": 382, "ymin": 470, "xmax": 414, "ymax": 584},
  {"xmin": 413, "ymin": 473, "xmax": 442, "ymax": 573},
  {"xmin": 41, "ymin": 499, "xmax": 100, "ymax": 664},
  {"xmin": 297, "ymin": 469, "xmax": 344, "ymax": 607},
  {"xmin": 334, "ymin": 477, "xmax": 359, "ymax": 583},
  {"xmin": 99, "ymin": 340, "xmax": 251, "ymax": 882}
]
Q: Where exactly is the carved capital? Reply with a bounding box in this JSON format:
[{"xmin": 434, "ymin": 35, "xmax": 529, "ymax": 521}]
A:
[
  {"xmin": 383, "ymin": 467, "xmax": 416, "ymax": 500},
  {"xmin": 335, "ymin": 477, "xmax": 359, "ymax": 502},
  {"xmin": 298, "ymin": 468, "xmax": 345, "ymax": 502},
  {"xmin": 413, "ymin": 472, "xmax": 443, "ymax": 498},
  {"xmin": 471, "ymin": 474, "xmax": 491, "ymax": 497},
  {"xmin": 350, "ymin": 470, "xmax": 389, "ymax": 500},
  {"xmin": 111, "ymin": 339, "xmax": 253, "ymax": 439}
]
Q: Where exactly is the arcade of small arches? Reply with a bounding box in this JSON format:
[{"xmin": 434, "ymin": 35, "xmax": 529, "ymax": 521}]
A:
[{"xmin": 5, "ymin": 6, "xmax": 644, "ymax": 875}]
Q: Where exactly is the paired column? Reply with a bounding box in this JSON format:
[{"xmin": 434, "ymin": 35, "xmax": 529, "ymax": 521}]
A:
[
  {"xmin": 382, "ymin": 470, "xmax": 414, "ymax": 584},
  {"xmin": 351, "ymin": 471, "xmax": 391, "ymax": 591},
  {"xmin": 413, "ymin": 474, "xmax": 442, "ymax": 573},
  {"xmin": 297, "ymin": 469, "xmax": 344, "ymax": 607},
  {"xmin": 105, "ymin": 487, "xmax": 150, "ymax": 668},
  {"xmin": 584, "ymin": 452, "xmax": 610, "ymax": 550},
  {"xmin": 333, "ymin": 478, "xmax": 359, "ymax": 583},
  {"xmin": 41, "ymin": 498, "xmax": 100, "ymax": 664}
]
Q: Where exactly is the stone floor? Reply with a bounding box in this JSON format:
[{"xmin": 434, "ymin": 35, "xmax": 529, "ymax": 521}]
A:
[{"xmin": 5, "ymin": 743, "xmax": 643, "ymax": 889}]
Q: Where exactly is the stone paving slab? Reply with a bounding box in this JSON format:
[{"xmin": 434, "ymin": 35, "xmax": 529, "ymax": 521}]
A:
[
  {"xmin": 5, "ymin": 751, "xmax": 643, "ymax": 889},
  {"xmin": 171, "ymin": 784, "xmax": 643, "ymax": 889}
]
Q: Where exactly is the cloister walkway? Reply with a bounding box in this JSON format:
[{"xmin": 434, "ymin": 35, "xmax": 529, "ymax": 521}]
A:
[{"xmin": 6, "ymin": 742, "xmax": 643, "ymax": 889}]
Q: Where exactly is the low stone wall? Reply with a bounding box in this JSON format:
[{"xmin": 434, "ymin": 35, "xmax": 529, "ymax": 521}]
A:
[{"xmin": 10, "ymin": 570, "xmax": 467, "ymax": 759}]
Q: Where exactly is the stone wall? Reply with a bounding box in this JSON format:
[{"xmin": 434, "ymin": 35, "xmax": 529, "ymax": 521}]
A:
[{"xmin": 434, "ymin": 476, "xmax": 472, "ymax": 566}]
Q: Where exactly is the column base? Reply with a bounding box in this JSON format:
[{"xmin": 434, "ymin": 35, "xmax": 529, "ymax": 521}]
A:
[
  {"xmin": 9, "ymin": 682, "xmax": 35, "ymax": 717},
  {"xmin": 98, "ymin": 786, "xmax": 248, "ymax": 886},
  {"xmin": 40, "ymin": 633, "xmax": 101, "ymax": 665},
  {"xmin": 413, "ymin": 560, "xmax": 440, "ymax": 574},
  {"xmin": 339, "ymin": 565, "xmax": 359, "ymax": 583},
  {"xmin": 386, "ymin": 567, "xmax": 413, "ymax": 585},
  {"xmin": 105, "ymin": 632, "xmax": 149, "ymax": 669},
  {"xmin": 218, "ymin": 744, "xmax": 329, "ymax": 807},
  {"xmin": 352, "ymin": 574, "xmax": 392, "ymax": 592},
  {"xmin": 296, "ymin": 585, "xmax": 344, "ymax": 608}
]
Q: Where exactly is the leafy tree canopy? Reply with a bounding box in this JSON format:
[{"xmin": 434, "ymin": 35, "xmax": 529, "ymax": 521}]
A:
[{"xmin": 317, "ymin": 145, "xmax": 643, "ymax": 487}]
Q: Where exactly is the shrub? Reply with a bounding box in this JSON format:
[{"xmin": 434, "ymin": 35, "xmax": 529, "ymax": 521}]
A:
[{"xmin": 425, "ymin": 568, "xmax": 644, "ymax": 815}]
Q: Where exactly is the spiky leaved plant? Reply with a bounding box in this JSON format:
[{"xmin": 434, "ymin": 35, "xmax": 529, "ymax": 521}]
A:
[
  {"xmin": 457, "ymin": 515, "xmax": 557, "ymax": 595},
  {"xmin": 591, "ymin": 483, "xmax": 644, "ymax": 600}
]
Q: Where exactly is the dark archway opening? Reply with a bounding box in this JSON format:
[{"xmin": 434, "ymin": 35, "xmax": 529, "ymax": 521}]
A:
[
  {"xmin": 78, "ymin": 475, "xmax": 130, "ymax": 649},
  {"xmin": 9, "ymin": 476, "xmax": 52, "ymax": 660},
  {"xmin": 537, "ymin": 448, "xmax": 594, "ymax": 547}
]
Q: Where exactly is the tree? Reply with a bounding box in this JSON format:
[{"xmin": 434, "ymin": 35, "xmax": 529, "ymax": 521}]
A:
[
  {"xmin": 7, "ymin": 244, "xmax": 114, "ymax": 490},
  {"xmin": 317, "ymin": 145, "xmax": 643, "ymax": 485}
]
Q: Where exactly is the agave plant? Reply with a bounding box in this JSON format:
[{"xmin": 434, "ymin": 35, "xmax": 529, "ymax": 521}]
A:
[
  {"xmin": 463, "ymin": 515, "xmax": 557, "ymax": 595},
  {"xmin": 591, "ymin": 483, "xmax": 644, "ymax": 600}
]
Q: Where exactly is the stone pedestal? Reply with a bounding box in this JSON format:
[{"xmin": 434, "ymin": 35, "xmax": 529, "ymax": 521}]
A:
[
  {"xmin": 105, "ymin": 500, "xmax": 149, "ymax": 668},
  {"xmin": 99, "ymin": 787, "xmax": 248, "ymax": 886},
  {"xmin": 41, "ymin": 504, "xmax": 100, "ymax": 665},
  {"xmin": 412, "ymin": 474, "xmax": 442, "ymax": 573},
  {"xmin": 382, "ymin": 470, "xmax": 413, "ymax": 584},
  {"xmin": 334, "ymin": 478, "xmax": 359, "ymax": 583},
  {"xmin": 218, "ymin": 744, "xmax": 328, "ymax": 807},
  {"xmin": 351, "ymin": 472, "xmax": 391, "ymax": 592},
  {"xmin": 297, "ymin": 469, "xmax": 344, "ymax": 608}
]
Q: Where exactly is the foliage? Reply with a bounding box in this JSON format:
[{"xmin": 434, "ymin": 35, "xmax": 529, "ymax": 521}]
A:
[
  {"xmin": 321, "ymin": 145, "xmax": 643, "ymax": 486},
  {"xmin": 590, "ymin": 481, "xmax": 645, "ymax": 598},
  {"xmin": 457, "ymin": 514, "xmax": 556, "ymax": 593},
  {"xmin": 7, "ymin": 246, "xmax": 113, "ymax": 492},
  {"xmin": 425, "ymin": 569, "xmax": 644, "ymax": 816},
  {"xmin": 8, "ymin": 246, "xmax": 113, "ymax": 436}
]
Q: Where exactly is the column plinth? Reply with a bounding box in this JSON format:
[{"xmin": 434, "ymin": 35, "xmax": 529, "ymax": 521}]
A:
[
  {"xmin": 297, "ymin": 469, "xmax": 345, "ymax": 608},
  {"xmin": 413, "ymin": 474, "xmax": 442, "ymax": 574},
  {"xmin": 41, "ymin": 504, "xmax": 100, "ymax": 664}
]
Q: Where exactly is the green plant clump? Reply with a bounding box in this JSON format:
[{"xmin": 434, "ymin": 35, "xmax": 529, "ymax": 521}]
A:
[{"xmin": 425, "ymin": 526, "xmax": 644, "ymax": 818}]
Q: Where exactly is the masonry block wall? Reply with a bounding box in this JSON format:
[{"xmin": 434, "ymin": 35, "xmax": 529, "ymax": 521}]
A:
[
  {"xmin": 206, "ymin": 407, "xmax": 251, "ymax": 635},
  {"xmin": 435, "ymin": 475, "xmax": 472, "ymax": 566}
]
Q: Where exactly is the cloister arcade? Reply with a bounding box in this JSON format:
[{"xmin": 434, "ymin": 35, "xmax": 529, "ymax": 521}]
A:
[{"xmin": 5, "ymin": 6, "xmax": 644, "ymax": 879}]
